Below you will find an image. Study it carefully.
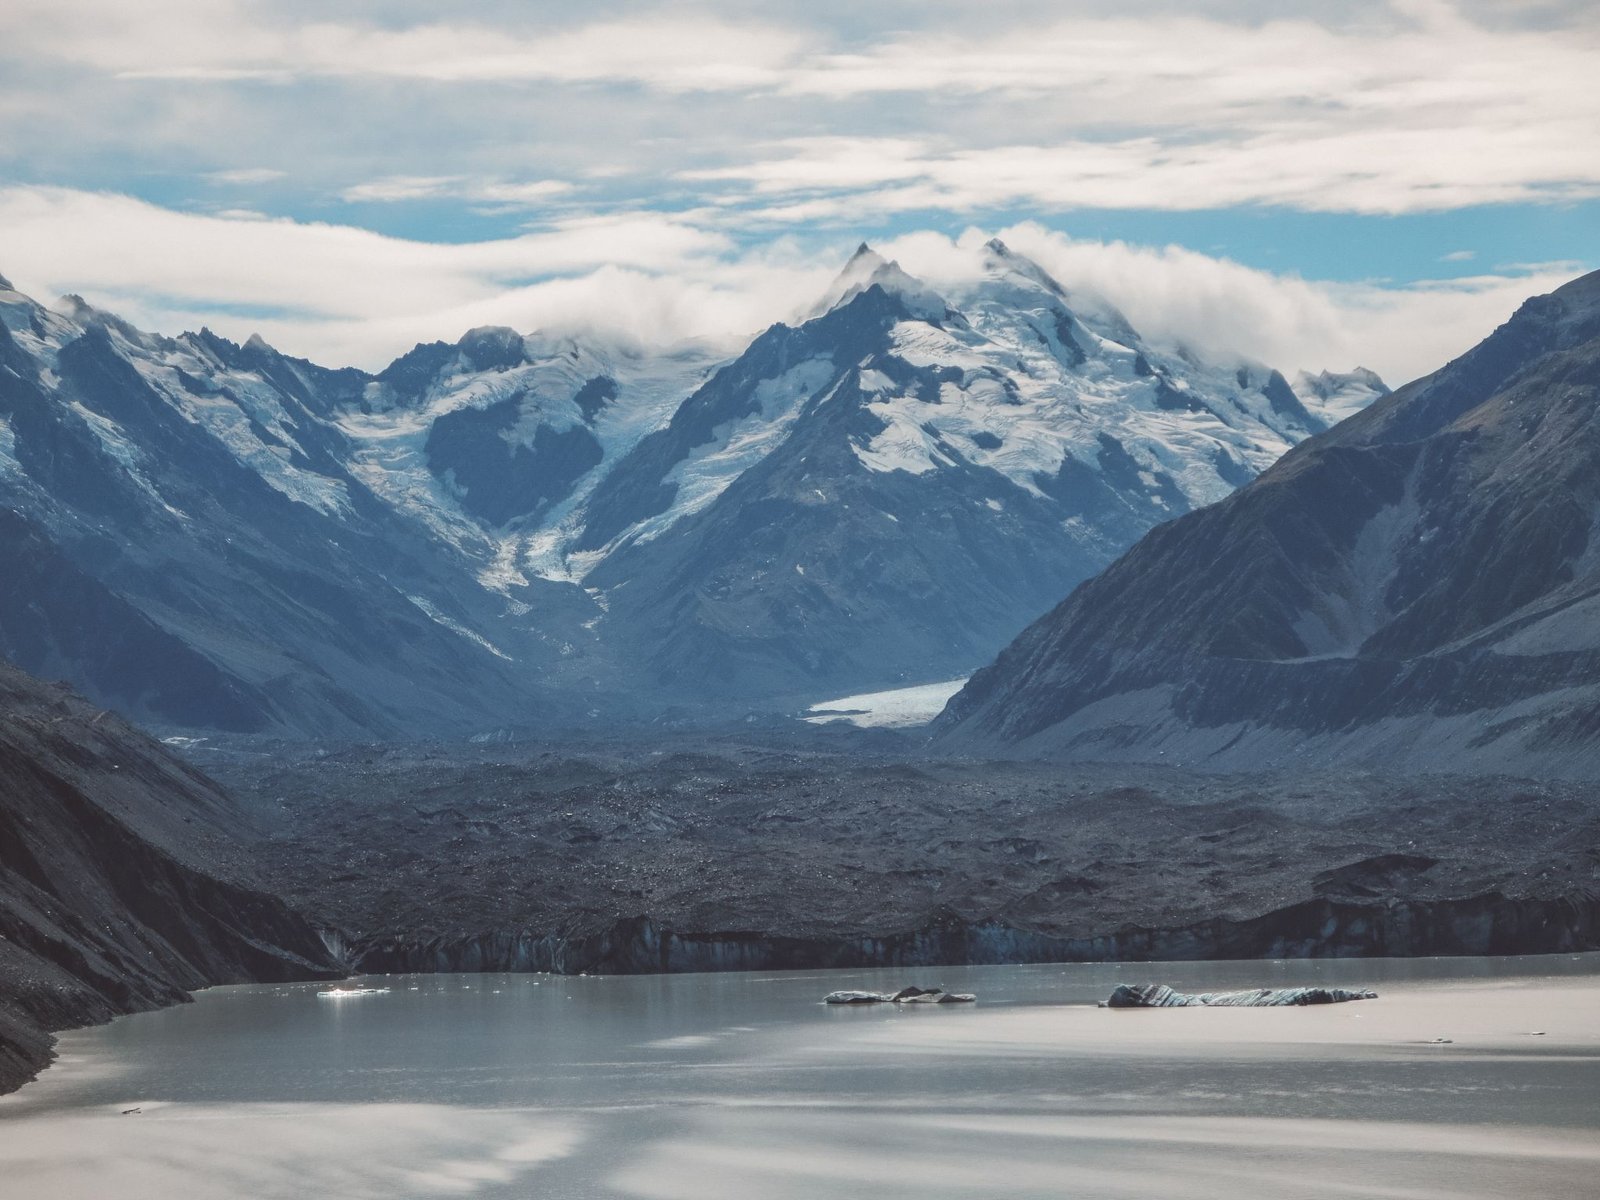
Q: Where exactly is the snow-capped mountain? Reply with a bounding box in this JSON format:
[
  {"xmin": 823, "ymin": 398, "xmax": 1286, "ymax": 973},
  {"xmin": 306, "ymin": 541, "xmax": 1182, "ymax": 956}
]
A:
[
  {"xmin": 1292, "ymin": 366, "xmax": 1390, "ymax": 426},
  {"xmin": 561, "ymin": 240, "xmax": 1334, "ymax": 700},
  {"xmin": 0, "ymin": 276, "xmax": 607, "ymax": 736},
  {"xmin": 335, "ymin": 327, "xmax": 721, "ymax": 589},
  {"xmin": 0, "ymin": 241, "xmax": 1369, "ymax": 733},
  {"xmin": 935, "ymin": 268, "xmax": 1600, "ymax": 776}
]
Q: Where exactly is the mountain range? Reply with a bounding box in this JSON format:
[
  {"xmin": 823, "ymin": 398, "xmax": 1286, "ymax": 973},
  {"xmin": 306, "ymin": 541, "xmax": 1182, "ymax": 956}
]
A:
[
  {"xmin": 0, "ymin": 243, "xmax": 1368, "ymax": 735},
  {"xmin": 936, "ymin": 268, "xmax": 1600, "ymax": 777}
]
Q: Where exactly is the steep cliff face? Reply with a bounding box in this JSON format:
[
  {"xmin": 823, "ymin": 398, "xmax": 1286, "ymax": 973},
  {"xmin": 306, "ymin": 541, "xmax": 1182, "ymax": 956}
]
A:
[
  {"xmin": 936, "ymin": 269, "xmax": 1600, "ymax": 776},
  {"xmin": 0, "ymin": 662, "xmax": 341, "ymax": 1094}
]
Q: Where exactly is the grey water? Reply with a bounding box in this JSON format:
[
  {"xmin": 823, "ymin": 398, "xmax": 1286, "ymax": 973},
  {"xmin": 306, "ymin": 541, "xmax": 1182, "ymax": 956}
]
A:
[{"xmin": 4, "ymin": 954, "xmax": 1599, "ymax": 1199}]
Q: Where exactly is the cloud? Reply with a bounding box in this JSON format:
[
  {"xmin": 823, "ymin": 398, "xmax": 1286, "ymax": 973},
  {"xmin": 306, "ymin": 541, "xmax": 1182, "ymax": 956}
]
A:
[
  {"xmin": 0, "ymin": 187, "xmax": 1580, "ymax": 387},
  {"xmin": 0, "ymin": 186, "xmax": 816, "ymax": 365},
  {"xmin": 338, "ymin": 176, "xmax": 574, "ymax": 206},
  {"xmin": 3, "ymin": 6, "xmax": 810, "ymax": 92},
  {"xmin": 5, "ymin": 4, "xmax": 1597, "ymax": 216},
  {"xmin": 204, "ymin": 167, "xmax": 287, "ymax": 186},
  {"xmin": 878, "ymin": 223, "xmax": 1581, "ymax": 387},
  {"xmin": 338, "ymin": 176, "xmax": 458, "ymax": 203},
  {"xmin": 1440, "ymin": 249, "xmax": 1476, "ymax": 262},
  {"xmin": 690, "ymin": 119, "xmax": 1600, "ymax": 217},
  {"xmin": 0, "ymin": 187, "xmax": 736, "ymax": 344}
]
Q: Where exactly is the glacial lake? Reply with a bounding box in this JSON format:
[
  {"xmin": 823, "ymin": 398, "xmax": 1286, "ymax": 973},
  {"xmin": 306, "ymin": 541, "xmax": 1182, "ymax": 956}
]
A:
[{"xmin": 3, "ymin": 954, "xmax": 1598, "ymax": 1199}]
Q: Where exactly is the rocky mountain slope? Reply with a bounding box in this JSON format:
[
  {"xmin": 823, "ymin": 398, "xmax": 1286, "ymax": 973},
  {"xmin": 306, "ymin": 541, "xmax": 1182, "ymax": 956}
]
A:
[
  {"xmin": 579, "ymin": 242, "xmax": 1335, "ymax": 699},
  {"xmin": 0, "ymin": 661, "xmax": 340, "ymax": 1094},
  {"xmin": 0, "ymin": 274, "xmax": 715, "ymax": 736},
  {"xmin": 0, "ymin": 245, "xmax": 1373, "ymax": 733},
  {"xmin": 936, "ymin": 269, "xmax": 1600, "ymax": 776},
  {"xmin": 0, "ymin": 278, "xmax": 618, "ymax": 737}
]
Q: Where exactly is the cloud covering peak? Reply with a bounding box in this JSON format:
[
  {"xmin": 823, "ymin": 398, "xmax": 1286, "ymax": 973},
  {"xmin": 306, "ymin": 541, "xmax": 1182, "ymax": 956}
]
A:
[{"xmin": 0, "ymin": 2, "xmax": 1592, "ymax": 384}]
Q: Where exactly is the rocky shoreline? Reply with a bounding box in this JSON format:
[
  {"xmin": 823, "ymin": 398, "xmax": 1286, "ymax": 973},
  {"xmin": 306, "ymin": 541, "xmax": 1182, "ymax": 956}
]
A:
[{"xmin": 0, "ymin": 666, "xmax": 342, "ymax": 1096}]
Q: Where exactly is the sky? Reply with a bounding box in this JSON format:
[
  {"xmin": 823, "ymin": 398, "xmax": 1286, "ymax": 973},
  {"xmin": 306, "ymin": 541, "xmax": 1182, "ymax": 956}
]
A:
[{"xmin": 0, "ymin": 0, "xmax": 1596, "ymax": 385}]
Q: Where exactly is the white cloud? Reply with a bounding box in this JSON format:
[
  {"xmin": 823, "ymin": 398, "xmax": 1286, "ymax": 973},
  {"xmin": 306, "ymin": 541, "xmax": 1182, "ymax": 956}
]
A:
[
  {"xmin": 5, "ymin": 4, "xmax": 1597, "ymax": 216},
  {"xmin": 879, "ymin": 224, "xmax": 1581, "ymax": 386},
  {"xmin": 691, "ymin": 120, "xmax": 1600, "ymax": 217},
  {"xmin": 338, "ymin": 175, "xmax": 460, "ymax": 203},
  {"xmin": 0, "ymin": 187, "xmax": 815, "ymax": 365},
  {"xmin": 3, "ymin": 6, "xmax": 809, "ymax": 92},
  {"xmin": 0, "ymin": 187, "xmax": 734, "ymax": 343},
  {"xmin": 1441, "ymin": 249, "xmax": 1476, "ymax": 262},
  {"xmin": 338, "ymin": 176, "xmax": 574, "ymax": 206},
  {"xmin": 0, "ymin": 187, "xmax": 1580, "ymax": 387},
  {"xmin": 204, "ymin": 167, "xmax": 287, "ymax": 185}
]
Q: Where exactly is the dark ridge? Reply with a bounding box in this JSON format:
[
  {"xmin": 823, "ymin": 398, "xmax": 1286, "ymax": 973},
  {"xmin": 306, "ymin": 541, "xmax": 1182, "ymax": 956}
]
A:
[
  {"xmin": 936, "ymin": 268, "xmax": 1600, "ymax": 774},
  {"xmin": 0, "ymin": 662, "xmax": 342, "ymax": 1095}
]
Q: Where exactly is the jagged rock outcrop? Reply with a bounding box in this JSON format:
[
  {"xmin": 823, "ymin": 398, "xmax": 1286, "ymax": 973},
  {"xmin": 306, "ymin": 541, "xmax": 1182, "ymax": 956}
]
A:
[
  {"xmin": 1103, "ymin": 983, "xmax": 1376, "ymax": 1008},
  {"xmin": 0, "ymin": 661, "xmax": 342, "ymax": 1094},
  {"xmin": 936, "ymin": 268, "xmax": 1600, "ymax": 776}
]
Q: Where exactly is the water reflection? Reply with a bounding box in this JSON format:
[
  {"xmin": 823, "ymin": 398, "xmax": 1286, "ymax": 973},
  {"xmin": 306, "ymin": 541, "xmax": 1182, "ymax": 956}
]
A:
[{"xmin": 2, "ymin": 954, "xmax": 1596, "ymax": 1199}]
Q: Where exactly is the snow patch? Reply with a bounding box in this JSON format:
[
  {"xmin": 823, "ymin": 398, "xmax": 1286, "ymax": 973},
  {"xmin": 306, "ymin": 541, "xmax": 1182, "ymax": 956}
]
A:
[
  {"xmin": 805, "ymin": 677, "xmax": 969, "ymax": 729},
  {"xmin": 1293, "ymin": 367, "xmax": 1389, "ymax": 427},
  {"xmin": 344, "ymin": 337, "xmax": 721, "ymax": 587},
  {"xmin": 624, "ymin": 357, "xmax": 837, "ymax": 546},
  {"xmin": 843, "ymin": 267, "xmax": 1302, "ymax": 508},
  {"xmin": 121, "ymin": 351, "xmax": 351, "ymax": 516},
  {"xmin": 407, "ymin": 595, "xmax": 513, "ymax": 661}
]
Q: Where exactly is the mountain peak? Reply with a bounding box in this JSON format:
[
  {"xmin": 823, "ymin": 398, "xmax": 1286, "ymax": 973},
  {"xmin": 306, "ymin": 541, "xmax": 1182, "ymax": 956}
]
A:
[
  {"xmin": 813, "ymin": 243, "xmax": 948, "ymax": 322},
  {"xmin": 1296, "ymin": 366, "xmax": 1388, "ymax": 395},
  {"xmin": 957, "ymin": 239, "xmax": 1145, "ymax": 350},
  {"xmin": 974, "ymin": 237, "xmax": 1065, "ymax": 297},
  {"xmin": 1290, "ymin": 366, "xmax": 1391, "ymax": 426},
  {"xmin": 57, "ymin": 293, "xmax": 148, "ymax": 344},
  {"xmin": 457, "ymin": 325, "xmax": 528, "ymax": 372}
]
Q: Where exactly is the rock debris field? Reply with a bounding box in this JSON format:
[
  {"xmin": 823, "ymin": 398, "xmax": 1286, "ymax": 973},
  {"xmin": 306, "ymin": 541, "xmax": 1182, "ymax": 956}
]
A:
[{"xmin": 202, "ymin": 734, "xmax": 1600, "ymax": 969}]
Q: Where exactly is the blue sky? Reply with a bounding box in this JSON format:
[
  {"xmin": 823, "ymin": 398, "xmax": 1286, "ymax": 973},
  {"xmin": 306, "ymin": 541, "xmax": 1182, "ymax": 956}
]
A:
[{"xmin": 0, "ymin": 0, "xmax": 1595, "ymax": 383}]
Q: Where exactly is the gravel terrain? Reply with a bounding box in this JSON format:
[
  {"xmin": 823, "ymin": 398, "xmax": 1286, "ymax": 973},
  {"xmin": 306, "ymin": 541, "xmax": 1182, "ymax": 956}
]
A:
[{"xmin": 206, "ymin": 735, "xmax": 1600, "ymax": 967}]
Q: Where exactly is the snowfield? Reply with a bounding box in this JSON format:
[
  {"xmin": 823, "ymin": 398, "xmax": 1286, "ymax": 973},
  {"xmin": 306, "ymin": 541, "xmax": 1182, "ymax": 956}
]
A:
[{"xmin": 805, "ymin": 677, "xmax": 970, "ymax": 728}]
